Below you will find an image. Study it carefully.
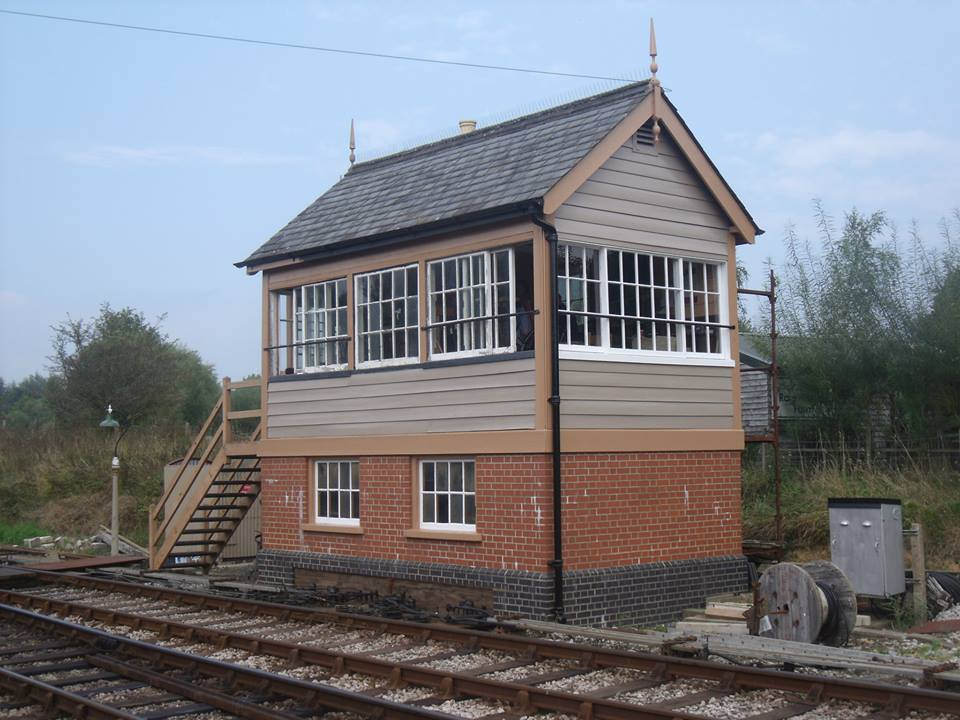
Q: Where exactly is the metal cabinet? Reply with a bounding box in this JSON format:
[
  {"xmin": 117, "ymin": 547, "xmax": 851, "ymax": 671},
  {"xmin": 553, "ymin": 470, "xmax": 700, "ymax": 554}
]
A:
[{"xmin": 828, "ymin": 498, "xmax": 905, "ymax": 597}]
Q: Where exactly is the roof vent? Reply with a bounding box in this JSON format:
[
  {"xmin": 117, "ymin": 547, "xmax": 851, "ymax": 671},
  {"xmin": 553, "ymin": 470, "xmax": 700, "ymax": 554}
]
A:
[
  {"xmin": 458, "ymin": 119, "xmax": 477, "ymax": 134},
  {"xmin": 633, "ymin": 121, "xmax": 655, "ymax": 150}
]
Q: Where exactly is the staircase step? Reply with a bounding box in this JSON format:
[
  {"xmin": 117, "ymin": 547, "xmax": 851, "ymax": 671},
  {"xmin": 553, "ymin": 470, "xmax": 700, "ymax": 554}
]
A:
[
  {"xmin": 218, "ymin": 467, "xmax": 261, "ymax": 474},
  {"xmin": 179, "ymin": 529, "xmax": 231, "ymax": 535},
  {"xmin": 167, "ymin": 551, "xmax": 220, "ymax": 557},
  {"xmin": 204, "ymin": 492, "xmax": 258, "ymax": 498},
  {"xmin": 195, "ymin": 505, "xmax": 247, "ymax": 512},
  {"xmin": 209, "ymin": 479, "xmax": 260, "ymax": 485}
]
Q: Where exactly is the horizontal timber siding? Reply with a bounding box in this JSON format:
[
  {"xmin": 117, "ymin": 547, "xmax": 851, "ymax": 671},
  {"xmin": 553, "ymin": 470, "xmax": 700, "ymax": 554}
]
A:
[
  {"xmin": 559, "ymin": 359, "xmax": 734, "ymax": 429},
  {"xmin": 267, "ymin": 357, "xmax": 536, "ymax": 438},
  {"xmin": 555, "ymin": 132, "xmax": 730, "ymax": 259}
]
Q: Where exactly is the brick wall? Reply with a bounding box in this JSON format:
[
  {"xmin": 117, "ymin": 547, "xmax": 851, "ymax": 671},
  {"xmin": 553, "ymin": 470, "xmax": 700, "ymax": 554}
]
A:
[
  {"xmin": 560, "ymin": 451, "xmax": 742, "ymax": 570},
  {"xmin": 260, "ymin": 450, "xmax": 741, "ymax": 574}
]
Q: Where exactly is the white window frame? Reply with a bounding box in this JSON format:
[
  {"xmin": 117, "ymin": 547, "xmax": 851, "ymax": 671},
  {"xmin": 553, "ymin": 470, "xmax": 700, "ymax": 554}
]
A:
[
  {"xmin": 294, "ymin": 278, "xmax": 349, "ymax": 373},
  {"xmin": 558, "ymin": 241, "xmax": 732, "ymax": 367},
  {"xmin": 418, "ymin": 458, "xmax": 476, "ymax": 532},
  {"xmin": 426, "ymin": 249, "xmax": 515, "ymax": 361},
  {"xmin": 314, "ymin": 460, "xmax": 360, "ymax": 526},
  {"xmin": 354, "ymin": 263, "xmax": 420, "ymax": 369}
]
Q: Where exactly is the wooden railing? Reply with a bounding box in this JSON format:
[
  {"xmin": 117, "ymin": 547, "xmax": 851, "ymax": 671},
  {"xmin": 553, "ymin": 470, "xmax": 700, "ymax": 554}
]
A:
[{"xmin": 148, "ymin": 377, "xmax": 262, "ymax": 569}]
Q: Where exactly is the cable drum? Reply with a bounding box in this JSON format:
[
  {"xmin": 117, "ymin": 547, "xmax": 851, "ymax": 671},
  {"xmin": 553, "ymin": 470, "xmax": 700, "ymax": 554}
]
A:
[{"xmin": 757, "ymin": 561, "xmax": 857, "ymax": 646}]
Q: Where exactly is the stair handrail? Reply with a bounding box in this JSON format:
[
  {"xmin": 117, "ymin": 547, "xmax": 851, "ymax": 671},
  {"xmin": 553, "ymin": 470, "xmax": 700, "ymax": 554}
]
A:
[{"xmin": 150, "ymin": 394, "xmax": 223, "ymax": 527}]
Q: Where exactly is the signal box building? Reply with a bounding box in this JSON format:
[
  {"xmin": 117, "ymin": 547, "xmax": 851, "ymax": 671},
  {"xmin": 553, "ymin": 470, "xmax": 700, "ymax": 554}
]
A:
[{"xmin": 153, "ymin": 73, "xmax": 762, "ymax": 626}]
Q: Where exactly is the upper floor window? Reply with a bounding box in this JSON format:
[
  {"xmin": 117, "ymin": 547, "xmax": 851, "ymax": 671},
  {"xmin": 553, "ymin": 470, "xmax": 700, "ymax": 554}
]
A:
[
  {"xmin": 355, "ymin": 264, "xmax": 419, "ymax": 367},
  {"xmin": 559, "ymin": 243, "xmax": 726, "ymax": 359},
  {"xmin": 427, "ymin": 249, "xmax": 514, "ymax": 359},
  {"xmin": 295, "ymin": 278, "xmax": 348, "ymax": 372}
]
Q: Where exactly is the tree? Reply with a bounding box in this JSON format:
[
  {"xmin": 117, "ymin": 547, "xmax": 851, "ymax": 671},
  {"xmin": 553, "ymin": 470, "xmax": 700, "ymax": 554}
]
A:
[
  {"xmin": 47, "ymin": 304, "xmax": 219, "ymax": 428},
  {"xmin": 0, "ymin": 374, "xmax": 55, "ymax": 428},
  {"xmin": 778, "ymin": 204, "xmax": 904, "ymax": 447}
]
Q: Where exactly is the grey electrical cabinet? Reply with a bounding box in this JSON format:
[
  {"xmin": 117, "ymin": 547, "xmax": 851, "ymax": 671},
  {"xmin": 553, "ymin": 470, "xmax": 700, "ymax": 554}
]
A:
[{"xmin": 828, "ymin": 498, "xmax": 905, "ymax": 597}]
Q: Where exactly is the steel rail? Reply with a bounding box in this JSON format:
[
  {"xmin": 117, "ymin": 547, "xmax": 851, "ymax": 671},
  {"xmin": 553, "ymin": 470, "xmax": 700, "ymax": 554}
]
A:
[
  {"xmin": 0, "ymin": 665, "xmax": 141, "ymax": 720},
  {"xmin": 0, "ymin": 603, "xmax": 460, "ymax": 720},
  {"xmin": 3, "ymin": 586, "xmax": 959, "ymax": 717}
]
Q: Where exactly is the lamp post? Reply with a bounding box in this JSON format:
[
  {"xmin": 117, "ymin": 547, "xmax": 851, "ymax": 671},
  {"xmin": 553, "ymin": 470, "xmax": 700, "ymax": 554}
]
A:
[{"xmin": 99, "ymin": 405, "xmax": 121, "ymax": 555}]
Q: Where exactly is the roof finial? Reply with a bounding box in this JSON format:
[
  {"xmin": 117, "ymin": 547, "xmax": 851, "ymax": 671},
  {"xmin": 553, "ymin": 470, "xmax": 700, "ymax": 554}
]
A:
[
  {"xmin": 649, "ymin": 18, "xmax": 659, "ymax": 86},
  {"xmin": 349, "ymin": 118, "xmax": 356, "ymax": 166},
  {"xmin": 649, "ymin": 18, "xmax": 661, "ymax": 146}
]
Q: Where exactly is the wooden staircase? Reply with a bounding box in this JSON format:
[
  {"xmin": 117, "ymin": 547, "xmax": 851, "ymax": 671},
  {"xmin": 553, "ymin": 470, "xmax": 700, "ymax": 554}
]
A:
[{"xmin": 148, "ymin": 378, "xmax": 262, "ymax": 571}]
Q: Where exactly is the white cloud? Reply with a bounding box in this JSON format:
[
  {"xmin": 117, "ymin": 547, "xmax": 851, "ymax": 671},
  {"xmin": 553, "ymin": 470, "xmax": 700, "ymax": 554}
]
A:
[
  {"xmin": 0, "ymin": 290, "xmax": 27, "ymax": 308},
  {"xmin": 64, "ymin": 145, "xmax": 305, "ymax": 168},
  {"xmin": 756, "ymin": 128, "xmax": 957, "ymax": 171}
]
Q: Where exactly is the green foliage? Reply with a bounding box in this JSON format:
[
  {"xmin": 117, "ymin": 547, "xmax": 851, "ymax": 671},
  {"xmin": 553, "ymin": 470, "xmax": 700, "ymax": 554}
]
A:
[
  {"xmin": 0, "ymin": 425, "xmax": 191, "ymax": 537},
  {"xmin": 46, "ymin": 304, "xmax": 219, "ymax": 428},
  {"xmin": 0, "ymin": 374, "xmax": 55, "ymax": 429},
  {"xmin": 0, "ymin": 521, "xmax": 52, "ymax": 545},
  {"xmin": 776, "ymin": 204, "xmax": 960, "ymax": 444}
]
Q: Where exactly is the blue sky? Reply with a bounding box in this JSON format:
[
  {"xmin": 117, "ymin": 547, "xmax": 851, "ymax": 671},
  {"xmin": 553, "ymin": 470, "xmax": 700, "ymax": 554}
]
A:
[{"xmin": 1, "ymin": 1, "xmax": 958, "ymax": 382}]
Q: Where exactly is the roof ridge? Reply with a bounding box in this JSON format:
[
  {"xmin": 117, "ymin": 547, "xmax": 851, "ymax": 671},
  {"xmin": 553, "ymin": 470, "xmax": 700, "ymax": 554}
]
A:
[{"xmin": 348, "ymin": 80, "xmax": 650, "ymax": 173}]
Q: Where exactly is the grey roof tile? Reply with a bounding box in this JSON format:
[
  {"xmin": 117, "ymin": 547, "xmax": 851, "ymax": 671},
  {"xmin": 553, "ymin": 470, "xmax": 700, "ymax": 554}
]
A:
[{"xmin": 240, "ymin": 81, "xmax": 652, "ymax": 266}]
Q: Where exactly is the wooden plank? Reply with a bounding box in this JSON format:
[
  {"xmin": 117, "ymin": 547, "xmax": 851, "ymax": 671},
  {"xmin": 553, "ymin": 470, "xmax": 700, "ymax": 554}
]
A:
[
  {"xmin": 23, "ymin": 555, "xmax": 144, "ymax": 571},
  {"xmin": 508, "ymin": 619, "xmax": 960, "ymax": 683},
  {"xmin": 587, "ymin": 168, "xmax": 714, "ymax": 203},
  {"xmin": 267, "ymin": 399, "xmax": 535, "ymax": 427},
  {"xmin": 577, "ymin": 178, "xmax": 721, "ymax": 217},
  {"xmin": 564, "ymin": 190, "xmax": 730, "ymax": 231},
  {"xmin": 268, "ymin": 384, "xmax": 535, "ymax": 416},
  {"xmin": 560, "ymin": 359, "xmax": 733, "ymax": 377},
  {"xmin": 563, "ymin": 386, "xmax": 733, "ymax": 404},
  {"xmin": 267, "ymin": 356, "xmax": 535, "ymax": 391},
  {"xmin": 561, "ymin": 415, "xmax": 733, "ymax": 430},
  {"xmin": 267, "ymin": 415, "xmax": 536, "ymax": 438},
  {"xmin": 269, "ymin": 369, "xmax": 535, "ymax": 403},
  {"xmin": 562, "ymin": 399, "xmax": 733, "ymax": 417},
  {"xmin": 555, "ymin": 204, "xmax": 730, "ymax": 245}
]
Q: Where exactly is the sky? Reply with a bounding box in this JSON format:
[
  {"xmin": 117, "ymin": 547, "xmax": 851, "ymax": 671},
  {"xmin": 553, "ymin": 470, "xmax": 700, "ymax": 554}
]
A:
[{"xmin": 1, "ymin": 1, "xmax": 958, "ymax": 383}]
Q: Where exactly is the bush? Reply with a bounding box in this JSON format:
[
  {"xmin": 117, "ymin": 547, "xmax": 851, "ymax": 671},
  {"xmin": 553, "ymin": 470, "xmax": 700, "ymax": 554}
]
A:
[
  {"xmin": 742, "ymin": 462, "xmax": 960, "ymax": 569},
  {"xmin": 0, "ymin": 425, "xmax": 190, "ymax": 540}
]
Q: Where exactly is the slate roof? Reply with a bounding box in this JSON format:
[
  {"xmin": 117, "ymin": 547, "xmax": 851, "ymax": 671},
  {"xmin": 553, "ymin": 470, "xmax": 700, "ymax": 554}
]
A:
[{"xmin": 239, "ymin": 81, "xmax": 652, "ymax": 267}]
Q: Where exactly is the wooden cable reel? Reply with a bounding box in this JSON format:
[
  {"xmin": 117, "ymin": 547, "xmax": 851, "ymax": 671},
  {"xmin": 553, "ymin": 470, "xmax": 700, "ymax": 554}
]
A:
[{"xmin": 756, "ymin": 561, "xmax": 857, "ymax": 646}]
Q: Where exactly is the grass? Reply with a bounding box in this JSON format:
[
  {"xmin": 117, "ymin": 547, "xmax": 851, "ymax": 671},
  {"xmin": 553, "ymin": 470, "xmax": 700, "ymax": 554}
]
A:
[
  {"xmin": 742, "ymin": 460, "xmax": 960, "ymax": 570},
  {"xmin": 0, "ymin": 521, "xmax": 52, "ymax": 545},
  {"xmin": 0, "ymin": 425, "xmax": 190, "ymax": 542}
]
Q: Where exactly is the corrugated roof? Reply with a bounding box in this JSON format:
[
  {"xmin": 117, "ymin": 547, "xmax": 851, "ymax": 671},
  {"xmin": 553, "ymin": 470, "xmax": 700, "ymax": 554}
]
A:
[{"xmin": 239, "ymin": 81, "xmax": 652, "ymax": 267}]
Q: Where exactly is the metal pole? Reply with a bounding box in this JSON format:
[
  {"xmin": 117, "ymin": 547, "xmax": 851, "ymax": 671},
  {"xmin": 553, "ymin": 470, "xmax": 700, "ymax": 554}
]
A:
[
  {"xmin": 111, "ymin": 425, "xmax": 119, "ymax": 555},
  {"xmin": 769, "ymin": 269, "xmax": 783, "ymax": 549}
]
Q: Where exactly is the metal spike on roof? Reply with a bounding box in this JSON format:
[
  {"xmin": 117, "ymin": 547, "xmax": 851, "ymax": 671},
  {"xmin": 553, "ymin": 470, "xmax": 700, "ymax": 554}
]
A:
[
  {"xmin": 649, "ymin": 19, "xmax": 661, "ymax": 146},
  {"xmin": 349, "ymin": 118, "xmax": 356, "ymax": 166}
]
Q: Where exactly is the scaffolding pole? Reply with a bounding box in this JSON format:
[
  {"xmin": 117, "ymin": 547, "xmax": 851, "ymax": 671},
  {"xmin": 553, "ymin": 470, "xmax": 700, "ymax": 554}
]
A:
[{"xmin": 738, "ymin": 269, "xmax": 783, "ymax": 550}]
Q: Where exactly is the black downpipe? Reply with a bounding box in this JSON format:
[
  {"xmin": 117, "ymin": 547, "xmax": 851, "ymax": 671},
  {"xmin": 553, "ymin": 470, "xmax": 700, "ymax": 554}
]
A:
[{"xmin": 532, "ymin": 214, "xmax": 565, "ymax": 624}]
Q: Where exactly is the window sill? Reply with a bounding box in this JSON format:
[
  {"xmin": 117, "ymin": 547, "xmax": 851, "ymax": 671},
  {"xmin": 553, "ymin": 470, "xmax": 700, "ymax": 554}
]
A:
[
  {"xmin": 559, "ymin": 348, "xmax": 735, "ymax": 368},
  {"xmin": 404, "ymin": 528, "xmax": 482, "ymax": 542},
  {"xmin": 302, "ymin": 523, "xmax": 363, "ymax": 535}
]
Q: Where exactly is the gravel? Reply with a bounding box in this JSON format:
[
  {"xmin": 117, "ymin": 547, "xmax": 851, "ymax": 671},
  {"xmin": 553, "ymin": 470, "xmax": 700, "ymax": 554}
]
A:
[
  {"xmin": 434, "ymin": 697, "xmax": 506, "ymax": 718},
  {"xmin": 680, "ymin": 689, "xmax": 791, "ymax": 718},
  {"xmin": 425, "ymin": 650, "xmax": 512, "ymax": 672},
  {"xmin": 538, "ymin": 667, "xmax": 645, "ymax": 693},
  {"xmin": 615, "ymin": 678, "xmax": 714, "ymax": 705},
  {"xmin": 482, "ymin": 659, "xmax": 573, "ymax": 682}
]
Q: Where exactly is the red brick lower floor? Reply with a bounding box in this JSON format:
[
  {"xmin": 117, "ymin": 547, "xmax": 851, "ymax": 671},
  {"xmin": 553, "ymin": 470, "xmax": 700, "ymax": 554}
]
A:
[
  {"xmin": 258, "ymin": 450, "xmax": 744, "ymax": 625},
  {"xmin": 260, "ymin": 450, "xmax": 742, "ymax": 572}
]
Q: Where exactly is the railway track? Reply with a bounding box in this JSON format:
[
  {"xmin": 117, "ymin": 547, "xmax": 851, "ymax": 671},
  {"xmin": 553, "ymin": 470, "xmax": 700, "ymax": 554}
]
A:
[{"xmin": 0, "ymin": 571, "xmax": 957, "ymax": 719}]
